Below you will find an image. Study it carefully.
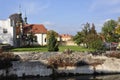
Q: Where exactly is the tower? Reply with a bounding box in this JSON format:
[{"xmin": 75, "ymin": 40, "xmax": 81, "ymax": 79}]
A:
[
  {"xmin": 24, "ymin": 10, "xmax": 28, "ymax": 24},
  {"xmin": 9, "ymin": 13, "xmax": 22, "ymax": 47}
]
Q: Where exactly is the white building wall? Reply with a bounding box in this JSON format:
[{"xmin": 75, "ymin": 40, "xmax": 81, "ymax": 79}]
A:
[
  {"xmin": 0, "ymin": 19, "xmax": 14, "ymax": 46},
  {"xmin": 35, "ymin": 33, "xmax": 47, "ymax": 46},
  {"xmin": 62, "ymin": 37, "xmax": 71, "ymax": 41}
]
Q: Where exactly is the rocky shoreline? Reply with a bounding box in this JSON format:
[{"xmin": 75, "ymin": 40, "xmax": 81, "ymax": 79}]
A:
[{"xmin": 0, "ymin": 51, "xmax": 120, "ymax": 77}]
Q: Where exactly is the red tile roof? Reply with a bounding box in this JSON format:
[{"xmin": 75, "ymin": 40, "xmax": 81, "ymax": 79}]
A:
[{"xmin": 23, "ymin": 24, "xmax": 47, "ymax": 34}]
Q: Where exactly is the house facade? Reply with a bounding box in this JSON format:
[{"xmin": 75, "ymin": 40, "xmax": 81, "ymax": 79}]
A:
[
  {"xmin": 60, "ymin": 34, "xmax": 77, "ymax": 46},
  {"xmin": 60, "ymin": 34, "xmax": 72, "ymax": 41},
  {"xmin": 23, "ymin": 24, "xmax": 47, "ymax": 46},
  {"xmin": 0, "ymin": 19, "xmax": 14, "ymax": 46}
]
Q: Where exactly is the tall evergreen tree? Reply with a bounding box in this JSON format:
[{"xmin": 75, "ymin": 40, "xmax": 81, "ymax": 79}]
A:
[
  {"xmin": 90, "ymin": 23, "xmax": 97, "ymax": 34},
  {"xmin": 47, "ymin": 31, "xmax": 59, "ymax": 51}
]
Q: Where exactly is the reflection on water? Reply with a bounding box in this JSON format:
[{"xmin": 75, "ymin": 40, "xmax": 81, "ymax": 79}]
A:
[
  {"xmin": 1, "ymin": 74, "xmax": 120, "ymax": 80},
  {"xmin": 55, "ymin": 75, "xmax": 120, "ymax": 80},
  {"xmin": 96, "ymin": 74, "xmax": 120, "ymax": 80}
]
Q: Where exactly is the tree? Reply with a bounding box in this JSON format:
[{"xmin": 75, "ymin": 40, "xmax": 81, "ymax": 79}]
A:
[
  {"xmin": 74, "ymin": 23, "xmax": 103, "ymax": 50},
  {"xmin": 73, "ymin": 23, "xmax": 90, "ymax": 47},
  {"xmin": 73, "ymin": 32, "xmax": 84, "ymax": 46},
  {"xmin": 47, "ymin": 30, "xmax": 59, "ymax": 51},
  {"xmin": 86, "ymin": 24, "xmax": 103, "ymax": 50},
  {"xmin": 23, "ymin": 32, "xmax": 37, "ymax": 46},
  {"xmin": 82, "ymin": 23, "xmax": 90, "ymax": 36},
  {"xmin": 47, "ymin": 30, "xmax": 58, "ymax": 39},
  {"xmin": 90, "ymin": 23, "xmax": 97, "ymax": 34},
  {"xmin": 102, "ymin": 19, "xmax": 118, "ymax": 42},
  {"xmin": 86, "ymin": 33, "xmax": 103, "ymax": 50},
  {"xmin": 115, "ymin": 24, "xmax": 120, "ymax": 34}
]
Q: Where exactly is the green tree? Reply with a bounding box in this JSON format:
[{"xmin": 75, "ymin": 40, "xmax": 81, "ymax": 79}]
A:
[
  {"xmin": 73, "ymin": 23, "xmax": 90, "ymax": 47},
  {"xmin": 82, "ymin": 23, "xmax": 90, "ymax": 36},
  {"xmin": 86, "ymin": 33, "xmax": 103, "ymax": 50},
  {"xmin": 73, "ymin": 32, "xmax": 84, "ymax": 46},
  {"xmin": 82, "ymin": 23, "xmax": 91, "ymax": 47},
  {"xmin": 47, "ymin": 30, "xmax": 58, "ymax": 39},
  {"xmin": 115, "ymin": 25, "xmax": 120, "ymax": 34},
  {"xmin": 90, "ymin": 23, "xmax": 97, "ymax": 34},
  {"xmin": 102, "ymin": 19, "xmax": 118, "ymax": 42},
  {"xmin": 87, "ymin": 24, "xmax": 103, "ymax": 50},
  {"xmin": 74, "ymin": 23, "xmax": 103, "ymax": 50},
  {"xmin": 47, "ymin": 31, "xmax": 59, "ymax": 51}
]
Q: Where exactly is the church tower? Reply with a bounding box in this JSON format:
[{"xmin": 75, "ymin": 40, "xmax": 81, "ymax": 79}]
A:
[{"xmin": 24, "ymin": 11, "xmax": 28, "ymax": 24}]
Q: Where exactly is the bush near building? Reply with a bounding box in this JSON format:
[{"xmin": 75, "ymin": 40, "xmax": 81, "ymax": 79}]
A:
[{"xmin": 47, "ymin": 31, "xmax": 59, "ymax": 51}]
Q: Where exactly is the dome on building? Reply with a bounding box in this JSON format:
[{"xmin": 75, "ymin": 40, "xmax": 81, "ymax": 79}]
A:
[{"xmin": 9, "ymin": 13, "xmax": 23, "ymax": 26}]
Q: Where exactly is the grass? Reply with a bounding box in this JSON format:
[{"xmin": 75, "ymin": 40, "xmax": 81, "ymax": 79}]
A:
[
  {"xmin": 10, "ymin": 46, "xmax": 94, "ymax": 52},
  {"xmin": 10, "ymin": 46, "xmax": 48, "ymax": 52}
]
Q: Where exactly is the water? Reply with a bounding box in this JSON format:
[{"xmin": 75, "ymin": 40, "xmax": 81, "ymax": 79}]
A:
[{"xmin": 2, "ymin": 74, "xmax": 120, "ymax": 80}]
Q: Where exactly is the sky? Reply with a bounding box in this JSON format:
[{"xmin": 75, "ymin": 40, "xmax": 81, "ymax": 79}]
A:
[{"xmin": 0, "ymin": 0, "xmax": 120, "ymax": 35}]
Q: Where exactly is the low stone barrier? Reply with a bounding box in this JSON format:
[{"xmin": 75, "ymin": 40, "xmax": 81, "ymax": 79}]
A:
[
  {"xmin": 0, "ymin": 61, "xmax": 53, "ymax": 77},
  {"xmin": 0, "ymin": 52, "xmax": 120, "ymax": 77}
]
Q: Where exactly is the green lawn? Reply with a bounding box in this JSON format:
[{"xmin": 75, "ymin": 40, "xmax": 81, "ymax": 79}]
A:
[
  {"xmin": 10, "ymin": 46, "xmax": 94, "ymax": 52},
  {"xmin": 11, "ymin": 46, "xmax": 48, "ymax": 52}
]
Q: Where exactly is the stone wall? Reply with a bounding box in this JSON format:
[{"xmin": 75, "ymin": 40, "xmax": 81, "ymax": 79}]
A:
[
  {"xmin": 0, "ymin": 52, "xmax": 120, "ymax": 77},
  {"xmin": 0, "ymin": 61, "xmax": 52, "ymax": 77},
  {"xmin": 57, "ymin": 66, "xmax": 94, "ymax": 74},
  {"xmin": 96, "ymin": 58, "xmax": 120, "ymax": 74},
  {"xmin": 56, "ymin": 57, "xmax": 120, "ymax": 74}
]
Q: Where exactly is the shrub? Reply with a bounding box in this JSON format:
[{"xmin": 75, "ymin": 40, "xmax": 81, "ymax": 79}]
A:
[
  {"xmin": 105, "ymin": 52, "xmax": 120, "ymax": 59},
  {"xmin": 47, "ymin": 31, "xmax": 59, "ymax": 51}
]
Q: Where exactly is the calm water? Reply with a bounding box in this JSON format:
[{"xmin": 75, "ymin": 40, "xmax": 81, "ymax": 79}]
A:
[{"xmin": 1, "ymin": 74, "xmax": 120, "ymax": 80}]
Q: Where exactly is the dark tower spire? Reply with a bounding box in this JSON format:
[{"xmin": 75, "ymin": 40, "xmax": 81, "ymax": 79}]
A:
[
  {"xmin": 24, "ymin": 10, "xmax": 28, "ymax": 24},
  {"xmin": 19, "ymin": 4, "xmax": 22, "ymax": 14},
  {"xmin": 17, "ymin": 4, "xmax": 23, "ymax": 23}
]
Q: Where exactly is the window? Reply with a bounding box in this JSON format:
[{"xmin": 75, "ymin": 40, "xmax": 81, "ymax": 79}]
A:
[
  {"xmin": 33, "ymin": 36, "xmax": 37, "ymax": 42},
  {"xmin": 45, "ymin": 38, "xmax": 47, "ymax": 42},
  {"xmin": 3, "ymin": 28, "xmax": 7, "ymax": 33},
  {"xmin": 10, "ymin": 19, "xmax": 15, "ymax": 27}
]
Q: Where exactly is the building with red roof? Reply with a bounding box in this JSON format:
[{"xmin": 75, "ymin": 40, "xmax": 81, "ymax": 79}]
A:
[
  {"xmin": 59, "ymin": 34, "xmax": 77, "ymax": 46},
  {"xmin": 60, "ymin": 34, "xmax": 72, "ymax": 41},
  {"xmin": 0, "ymin": 12, "xmax": 48, "ymax": 47},
  {"xmin": 23, "ymin": 24, "xmax": 47, "ymax": 46},
  {"xmin": 23, "ymin": 24, "xmax": 47, "ymax": 34}
]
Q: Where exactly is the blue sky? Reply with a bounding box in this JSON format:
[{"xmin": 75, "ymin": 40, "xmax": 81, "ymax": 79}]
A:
[{"xmin": 0, "ymin": 0, "xmax": 120, "ymax": 35}]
